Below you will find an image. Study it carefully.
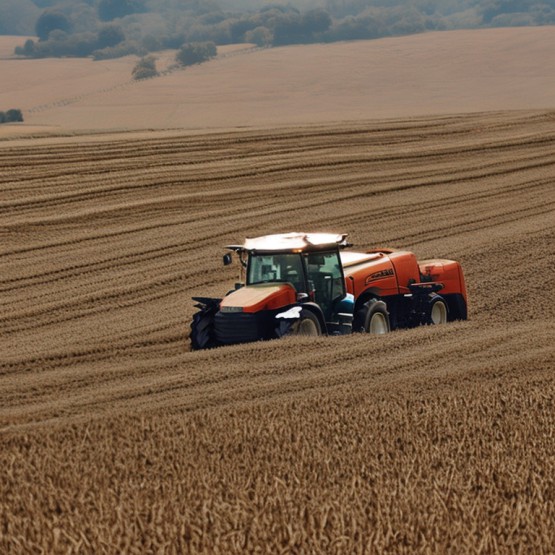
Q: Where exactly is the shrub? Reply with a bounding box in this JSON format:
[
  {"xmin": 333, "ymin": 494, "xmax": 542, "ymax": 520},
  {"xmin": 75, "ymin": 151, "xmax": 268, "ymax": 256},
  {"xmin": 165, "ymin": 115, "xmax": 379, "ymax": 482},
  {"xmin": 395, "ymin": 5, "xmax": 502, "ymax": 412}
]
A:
[
  {"xmin": 175, "ymin": 41, "xmax": 217, "ymax": 67},
  {"xmin": 132, "ymin": 56, "xmax": 158, "ymax": 79},
  {"xmin": 92, "ymin": 41, "xmax": 144, "ymax": 60},
  {"xmin": 244, "ymin": 26, "xmax": 273, "ymax": 47},
  {"xmin": 0, "ymin": 109, "xmax": 24, "ymax": 124},
  {"xmin": 23, "ymin": 38, "xmax": 36, "ymax": 55},
  {"xmin": 6, "ymin": 109, "xmax": 24, "ymax": 122}
]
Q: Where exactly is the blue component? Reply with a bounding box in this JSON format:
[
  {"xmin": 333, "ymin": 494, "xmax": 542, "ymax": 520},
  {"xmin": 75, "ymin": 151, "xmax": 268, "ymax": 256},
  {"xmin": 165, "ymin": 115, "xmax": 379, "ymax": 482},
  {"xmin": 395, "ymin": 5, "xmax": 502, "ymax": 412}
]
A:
[{"xmin": 336, "ymin": 293, "xmax": 355, "ymax": 315}]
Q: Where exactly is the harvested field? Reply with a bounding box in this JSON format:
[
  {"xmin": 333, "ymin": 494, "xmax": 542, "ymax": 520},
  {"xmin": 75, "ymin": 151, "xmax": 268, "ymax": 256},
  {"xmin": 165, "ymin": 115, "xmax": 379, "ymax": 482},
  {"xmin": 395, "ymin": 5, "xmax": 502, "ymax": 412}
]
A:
[{"xmin": 1, "ymin": 110, "xmax": 555, "ymax": 552}]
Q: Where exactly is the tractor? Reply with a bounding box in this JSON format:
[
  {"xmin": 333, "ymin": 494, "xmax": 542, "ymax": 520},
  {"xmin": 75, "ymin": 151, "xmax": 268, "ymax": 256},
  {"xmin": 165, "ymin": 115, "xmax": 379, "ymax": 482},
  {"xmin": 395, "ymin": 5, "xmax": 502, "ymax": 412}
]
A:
[{"xmin": 190, "ymin": 232, "xmax": 467, "ymax": 349}]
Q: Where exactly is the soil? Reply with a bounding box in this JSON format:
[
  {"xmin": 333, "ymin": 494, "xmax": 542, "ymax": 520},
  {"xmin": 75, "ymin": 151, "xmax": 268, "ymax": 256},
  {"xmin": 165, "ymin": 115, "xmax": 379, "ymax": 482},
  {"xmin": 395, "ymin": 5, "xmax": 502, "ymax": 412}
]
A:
[{"xmin": 1, "ymin": 109, "xmax": 554, "ymax": 552}]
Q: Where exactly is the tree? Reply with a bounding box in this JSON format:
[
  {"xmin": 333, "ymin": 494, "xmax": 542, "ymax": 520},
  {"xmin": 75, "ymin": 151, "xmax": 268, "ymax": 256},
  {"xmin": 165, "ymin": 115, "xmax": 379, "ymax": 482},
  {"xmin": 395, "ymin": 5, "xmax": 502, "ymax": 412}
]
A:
[
  {"xmin": 481, "ymin": 0, "xmax": 535, "ymax": 24},
  {"xmin": 14, "ymin": 39, "xmax": 36, "ymax": 57},
  {"xmin": 35, "ymin": 10, "xmax": 71, "ymax": 41},
  {"xmin": 142, "ymin": 34, "xmax": 162, "ymax": 52},
  {"xmin": 302, "ymin": 9, "xmax": 332, "ymax": 34},
  {"xmin": 67, "ymin": 32, "xmax": 98, "ymax": 57},
  {"xmin": 98, "ymin": 0, "xmax": 144, "ymax": 22},
  {"xmin": 244, "ymin": 26, "xmax": 273, "ymax": 47},
  {"xmin": 230, "ymin": 18, "xmax": 257, "ymax": 43},
  {"xmin": 97, "ymin": 25, "xmax": 126, "ymax": 49},
  {"xmin": 6, "ymin": 109, "xmax": 24, "ymax": 122},
  {"xmin": 175, "ymin": 42, "xmax": 216, "ymax": 66},
  {"xmin": 0, "ymin": 109, "xmax": 24, "ymax": 124}
]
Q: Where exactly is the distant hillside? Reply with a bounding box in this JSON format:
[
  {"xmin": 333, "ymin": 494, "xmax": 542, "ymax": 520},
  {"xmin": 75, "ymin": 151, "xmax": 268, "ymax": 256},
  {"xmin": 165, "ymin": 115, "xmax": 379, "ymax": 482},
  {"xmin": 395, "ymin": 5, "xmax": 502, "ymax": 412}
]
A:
[
  {"xmin": 3, "ymin": 0, "xmax": 555, "ymax": 60},
  {"xmin": 1, "ymin": 27, "xmax": 554, "ymax": 135}
]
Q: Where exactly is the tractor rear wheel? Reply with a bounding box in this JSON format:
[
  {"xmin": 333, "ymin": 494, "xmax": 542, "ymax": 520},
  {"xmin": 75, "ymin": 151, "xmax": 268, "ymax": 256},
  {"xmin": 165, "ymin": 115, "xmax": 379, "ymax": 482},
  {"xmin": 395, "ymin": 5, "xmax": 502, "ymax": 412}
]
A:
[
  {"xmin": 289, "ymin": 309, "xmax": 322, "ymax": 336},
  {"xmin": 355, "ymin": 299, "xmax": 390, "ymax": 334}
]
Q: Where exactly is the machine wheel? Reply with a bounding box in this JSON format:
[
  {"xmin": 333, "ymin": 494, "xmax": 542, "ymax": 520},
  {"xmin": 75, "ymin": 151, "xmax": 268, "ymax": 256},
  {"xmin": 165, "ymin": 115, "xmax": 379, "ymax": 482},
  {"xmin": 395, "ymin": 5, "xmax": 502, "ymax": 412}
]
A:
[
  {"xmin": 446, "ymin": 294, "xmax": 468, "ymax": 321},
  {"xmin": 289, "ymin": 309, "xmax": 322, "ymax": 336},
  {"xmin": 190, "ymin": 310, "xmax": 216, "ymax": 350},
  {"xmin": 428, "ymin": 295, "xmax": 448, "ymax": 325},
  {"xmin": 354, "ymin": 299, "xmax": 390, "ymax": 334}
]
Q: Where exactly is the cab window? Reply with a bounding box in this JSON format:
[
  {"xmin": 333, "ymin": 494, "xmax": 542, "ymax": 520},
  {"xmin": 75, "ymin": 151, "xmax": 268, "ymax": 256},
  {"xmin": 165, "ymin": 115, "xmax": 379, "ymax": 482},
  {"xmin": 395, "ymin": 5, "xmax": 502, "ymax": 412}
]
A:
[
  {"xmin": 248, "ymin": 253, "xmax": 306, "ymax": 291},
  {"xmin": 306, "ymin": 251, "xmax": 345, "ymax": 319}
]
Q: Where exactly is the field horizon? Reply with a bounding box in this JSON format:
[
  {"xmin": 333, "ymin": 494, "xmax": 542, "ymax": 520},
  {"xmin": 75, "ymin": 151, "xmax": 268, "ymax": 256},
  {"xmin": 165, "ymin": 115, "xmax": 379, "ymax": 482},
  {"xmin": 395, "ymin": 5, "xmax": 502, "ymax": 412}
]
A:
[{"xmin": 2, "ymin": 26, "xmax": 555, "ymax": 136}]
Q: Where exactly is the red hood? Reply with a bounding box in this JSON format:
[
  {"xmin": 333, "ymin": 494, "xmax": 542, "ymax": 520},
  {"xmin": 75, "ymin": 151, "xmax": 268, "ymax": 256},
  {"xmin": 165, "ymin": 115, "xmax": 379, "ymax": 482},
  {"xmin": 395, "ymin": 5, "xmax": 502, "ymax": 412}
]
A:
[{"xmin": 220, "ymin": 284, "xmax": 296, "ymax": 313}]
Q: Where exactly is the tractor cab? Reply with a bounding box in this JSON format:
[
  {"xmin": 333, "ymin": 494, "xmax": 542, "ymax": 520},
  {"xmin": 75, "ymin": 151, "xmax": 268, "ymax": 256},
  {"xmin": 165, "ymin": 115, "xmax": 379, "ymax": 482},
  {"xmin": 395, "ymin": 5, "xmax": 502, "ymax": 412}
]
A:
[
  {"xmin": 247, "ymin": 250, "xmax": 346, "ymax": 321},
  {"xmin": 220, "ymin": 233, "xmax": 355, "ymax": 339}
]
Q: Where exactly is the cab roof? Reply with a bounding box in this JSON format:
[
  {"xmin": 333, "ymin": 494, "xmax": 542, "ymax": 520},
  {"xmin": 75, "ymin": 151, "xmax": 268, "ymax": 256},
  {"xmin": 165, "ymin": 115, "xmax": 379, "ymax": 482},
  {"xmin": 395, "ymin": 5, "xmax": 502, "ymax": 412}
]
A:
[{"xmin": 227, "ymin": 232, "xmax": 349, "ymax": 253}]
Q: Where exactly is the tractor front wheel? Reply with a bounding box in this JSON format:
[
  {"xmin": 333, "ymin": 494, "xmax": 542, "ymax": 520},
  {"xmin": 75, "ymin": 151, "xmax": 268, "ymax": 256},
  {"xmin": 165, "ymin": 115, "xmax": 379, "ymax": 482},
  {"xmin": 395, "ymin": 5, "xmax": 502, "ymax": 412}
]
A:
[
  {"xmin": 289, "ymin": 309, "xmax": 322, "ymax": 336},
  {"xmin": 190, "ymin": 310, "xmax": 216, "ymax": 350}
]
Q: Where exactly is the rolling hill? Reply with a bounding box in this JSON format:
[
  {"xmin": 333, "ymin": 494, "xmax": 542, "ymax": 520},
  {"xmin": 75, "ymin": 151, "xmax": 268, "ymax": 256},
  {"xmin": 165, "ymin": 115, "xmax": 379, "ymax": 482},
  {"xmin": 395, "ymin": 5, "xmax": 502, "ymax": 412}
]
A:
[{"xmin": 1, "ymin": 26, "xmax": 555, "ymax": 135}]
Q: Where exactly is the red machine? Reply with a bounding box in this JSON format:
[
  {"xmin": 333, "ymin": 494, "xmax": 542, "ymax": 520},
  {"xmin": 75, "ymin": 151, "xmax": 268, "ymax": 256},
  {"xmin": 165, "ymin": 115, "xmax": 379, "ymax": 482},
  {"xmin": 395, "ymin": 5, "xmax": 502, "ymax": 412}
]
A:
[{"xmin": 190, "ymin": 233, "xmax": 467, "ymax": 349}]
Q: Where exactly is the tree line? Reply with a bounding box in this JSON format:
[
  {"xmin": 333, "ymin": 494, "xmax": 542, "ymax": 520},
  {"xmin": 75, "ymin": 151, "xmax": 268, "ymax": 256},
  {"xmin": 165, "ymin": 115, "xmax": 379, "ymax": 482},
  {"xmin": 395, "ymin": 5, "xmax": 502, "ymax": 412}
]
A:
[{"xmin": 6, "ymin": 0, "xmax": 555, "ymax": 60}]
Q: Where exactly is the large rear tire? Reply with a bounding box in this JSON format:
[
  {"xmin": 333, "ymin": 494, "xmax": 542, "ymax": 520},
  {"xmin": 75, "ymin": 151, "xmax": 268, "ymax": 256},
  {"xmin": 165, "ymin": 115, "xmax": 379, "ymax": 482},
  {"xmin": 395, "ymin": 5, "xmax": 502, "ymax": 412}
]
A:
[
  {"xmin": 355, "ymin": 299, "xmax": 390, "ymax": 334},
  {"xmin": 289, "ymin": 309, "xmax": 322, "ymax": 336}
]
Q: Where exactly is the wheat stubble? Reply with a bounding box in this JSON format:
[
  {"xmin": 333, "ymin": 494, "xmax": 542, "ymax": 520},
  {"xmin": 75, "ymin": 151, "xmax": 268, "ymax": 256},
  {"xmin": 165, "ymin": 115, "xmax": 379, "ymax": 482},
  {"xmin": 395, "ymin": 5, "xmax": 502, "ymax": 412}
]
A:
[{"xmin": 1, "ymin": 111, "xmax": 554, "ymax": 553}]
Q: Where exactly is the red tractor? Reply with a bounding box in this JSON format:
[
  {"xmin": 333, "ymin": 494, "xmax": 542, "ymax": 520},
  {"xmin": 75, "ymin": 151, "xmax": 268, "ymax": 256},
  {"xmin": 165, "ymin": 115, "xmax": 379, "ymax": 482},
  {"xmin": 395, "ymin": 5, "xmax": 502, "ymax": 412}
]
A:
[{"xmin": 190, "ymin": 233, "xmax": 467, "ymax": 349}]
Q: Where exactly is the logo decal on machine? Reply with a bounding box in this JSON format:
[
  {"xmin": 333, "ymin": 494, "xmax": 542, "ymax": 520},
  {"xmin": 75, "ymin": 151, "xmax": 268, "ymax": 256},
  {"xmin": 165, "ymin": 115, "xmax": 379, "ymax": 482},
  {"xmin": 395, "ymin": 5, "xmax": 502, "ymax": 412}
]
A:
[{"xmin": 365, "ymin": 268, "xmax": 394, "ymax": 285}]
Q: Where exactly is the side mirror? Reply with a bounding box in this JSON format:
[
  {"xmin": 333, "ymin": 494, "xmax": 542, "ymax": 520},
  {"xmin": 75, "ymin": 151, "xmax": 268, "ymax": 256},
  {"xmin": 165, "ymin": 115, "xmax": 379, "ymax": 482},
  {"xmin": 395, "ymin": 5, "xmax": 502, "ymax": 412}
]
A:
[{"xmin": 223, "ymin": 253, "xmax": 233, "ymax": 266}]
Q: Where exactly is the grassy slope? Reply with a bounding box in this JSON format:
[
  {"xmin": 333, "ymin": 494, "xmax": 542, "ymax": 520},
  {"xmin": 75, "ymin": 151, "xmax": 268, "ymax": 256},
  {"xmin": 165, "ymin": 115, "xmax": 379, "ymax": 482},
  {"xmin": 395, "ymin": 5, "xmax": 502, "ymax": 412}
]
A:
[{"xmin": 1, "ymin": 27, "xmax": 555, "ymax": 134}]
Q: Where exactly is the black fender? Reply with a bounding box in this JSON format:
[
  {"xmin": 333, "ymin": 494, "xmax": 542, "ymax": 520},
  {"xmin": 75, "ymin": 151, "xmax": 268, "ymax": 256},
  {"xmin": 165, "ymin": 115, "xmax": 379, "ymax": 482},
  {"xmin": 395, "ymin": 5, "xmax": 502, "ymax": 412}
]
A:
[
  {"xmin": 299, "ymin": 302, "xmax": 327, "ymax": 334},
  {"xmin": 353, "ymin": 297, "xmax": 391, "ymax": 333},
  {"xmin": 192, "ymin": 296, "xmax": 221, "ymax": 309},
  {"xmin": 353, "ymin": 289, "xmax": 382, "ymax": 331},
  {"xmin": 353, "ymin": 288, "xmax": 382, "ymax": 313},
  {"xmin": 274, "ymin": 302, "xmax": 327, "ymax": 337}
]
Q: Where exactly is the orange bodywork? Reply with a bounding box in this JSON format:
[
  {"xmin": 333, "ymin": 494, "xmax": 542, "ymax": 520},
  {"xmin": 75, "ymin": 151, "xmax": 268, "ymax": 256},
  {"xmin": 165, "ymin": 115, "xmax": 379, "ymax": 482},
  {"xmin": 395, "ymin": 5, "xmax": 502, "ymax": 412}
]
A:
[
  {"xmin": 342, "ymin": 251, "xmax": 412, "ymax": 297},
  {"xmin": 341, "ymin": 250, "xmax": 467, "ymax": 304},
  {"xmin": 220, "ymin": 283, "xmax": 297, "ymax": 313},
  {"xmin": 418, "ymin": 259, "xmax": 468, "ymax": 304},
  {"xmin": 191, "ymin": 233, "xmax": 468, "ymax": 350},
  {"xmin": 220, "ymin": 249, "xmax": 467, "ymax": 313}
]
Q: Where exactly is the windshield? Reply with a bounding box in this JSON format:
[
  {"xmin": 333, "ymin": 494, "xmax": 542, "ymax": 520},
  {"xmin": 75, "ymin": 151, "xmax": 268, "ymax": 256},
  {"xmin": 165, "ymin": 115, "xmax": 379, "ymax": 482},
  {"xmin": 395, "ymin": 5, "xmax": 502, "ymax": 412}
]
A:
[{"xmin": 247, "ymin": 253, "xmax": 305, "ymax": 291}]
